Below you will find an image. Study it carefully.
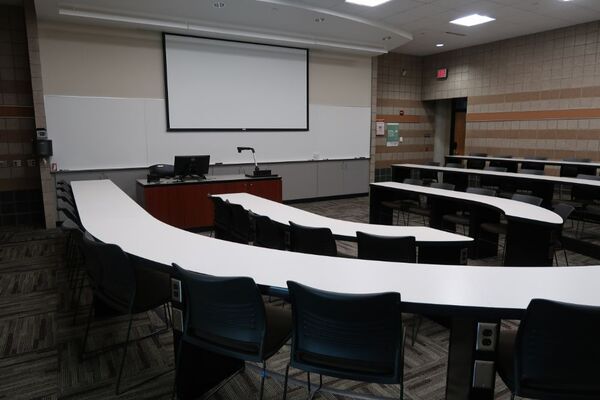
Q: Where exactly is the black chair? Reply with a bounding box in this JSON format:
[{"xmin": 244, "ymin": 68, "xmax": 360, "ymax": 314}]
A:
[
  {"xmin": 559, "ymin": 158, "xmax": 593, "ymax": 199},
  {"xmin": 521, "ymin": 156, "xmax": 546, "ymax": 171},
  {"xmin": 490, "ymin": 155, "xmax": 517, "ymax": 173},
  {"xmin": 229, "ymin": 203, "xmax": 251, "ymax": 244},
  {"xmin": 571, "ymin": 174, "xmax": 600, "ymax": 235},
  {"xmin": 283, "ymin": 281, "xmax": 405, "ymax": 400},
  {"xmin": 479, "ymin": 194, "xmax": 543, "ymax": 260},
  {"xmin": 481, "ymin": 166, "xmax": 508, "ymax": 195},
  {"xmin": 289, "ymin": 221, "xmax": 337, "ymax": 257},
  {"xmin": 381, "ymin": 178, "xmax": 423, "ymax": 225},
  {"xmin": 445, "ymin": 162, "xmax": 464, "ymax": 168},
  {"xmin": 497, "ymin": 299, "xmax": 600, "ymax": 400},
  {"xmin": 253, "ymin": 214, "xmax": 286, "ymax": 250},
  {"xmin": 408, "ymin": 182, "xmax": 455, "ymax": 225},
  {"xmin": 356, "ymin": 231, "xmax": 416, "ymax": 263},
  {"xmin": 172, "ymin": 265, "xmax": 292, "ymax": 400},
  {"xmin": 420, "ymin": 161, "xmax": 440, "ymax": 185},
  {"xmin": 442, "ymin": 187, "xmax": 495, "ymax": 234},
  {"xmin": 80, "ymin": 234, "xmax": 172, "ymax": 395},
  {"xmin": 552, "ymin": 203, "xmax": 575, "ymax": 266},
  {"xmin": 57, "ymin": 198, "xmax": 80, "ymax": 227},
  {"xmin": 519, "ymin": 168, "xmax": 545, "ymax": 175},
  {"xmin": 211, "ymin": 197, "xmax": 233, "ymax": 240},
  {"xmin": 60, "ymin": 218, "xmax": 87, "ymax": 310},
  {"xmin": 467, "ymin": 154, "xmax": 486, "ymax": 169}
]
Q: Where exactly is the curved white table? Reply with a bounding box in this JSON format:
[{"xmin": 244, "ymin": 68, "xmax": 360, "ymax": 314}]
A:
[
  {"xmin": 445, "ymin": 154, "xmax": 600, "ymax": 170},
  {"xmin": 393, "ymin": 163, "xmax": 600, "ymax": 208},
  {"xmin": 213, "ymin": 192, "xmax": 473, "ymax": 264},
  {"xmin": 72, "ymin": 180, "xmax": 600, "ymax": 400},
  {"xmin": 370, "ymin": 182, "xmax": 563, "ymax": 266}
]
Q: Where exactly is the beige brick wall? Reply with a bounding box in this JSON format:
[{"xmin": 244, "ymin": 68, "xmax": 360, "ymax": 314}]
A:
[{"xmin": 421, "ymin": 20, "xmax": 600, "ymax": 169}]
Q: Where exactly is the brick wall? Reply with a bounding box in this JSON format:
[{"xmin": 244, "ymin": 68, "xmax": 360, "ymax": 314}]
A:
[
  {"xmin": 421, "ymin": 21, "xmax": 600, "ymax": 173},
  {"xmin": 0, "ymin": 4, "xmax": 43, "ymax": 227},
  {"xmin": 372, "ymin": 53, "xmax": 434, "ymax": 182}
]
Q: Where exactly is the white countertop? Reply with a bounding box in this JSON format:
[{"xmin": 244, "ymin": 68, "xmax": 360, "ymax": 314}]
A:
[
  {"xmin": 445, "ymin": 155, "xmax": 600, "ymax": 168},
  {"xmin": 372, "ymin": 181, "xmax": 563, "ymax": 225},
  {"xmin": 71, "ymin": 179, "xmax": 600, "ymax": 315},
  {"xmin": 214, "ymin": 192, "xmax": 472, "ymax": 243}
]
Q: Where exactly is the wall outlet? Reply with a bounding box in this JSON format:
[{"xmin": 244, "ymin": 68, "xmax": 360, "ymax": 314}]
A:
[
  {"xmin": 171, "ymin": 278, "xmax": 182, "ymax": 302},
  {"xmin": 399, "ymin": 136, "xmax": 404, "ymax": 143},
  {"xmin": 27, "ymin": 159, "xmax": 36, "ymax": 167},
  {"xmin": 12, "ymin": 159, "xmax": 22, "ymax": 168},
  {"xmin": 476, "ymin": 322, "xmax": 498, "ymax": 352}
]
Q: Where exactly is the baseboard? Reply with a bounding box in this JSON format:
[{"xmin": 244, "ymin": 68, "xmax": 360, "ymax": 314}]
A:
[{"xmin": 284, "ymin": 192, "xmax": 369, "ymax": 204}]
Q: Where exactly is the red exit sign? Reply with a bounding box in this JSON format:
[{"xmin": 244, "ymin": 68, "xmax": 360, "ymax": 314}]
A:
[{"xmin": 437, "ymin": 68, "xmax": 448, "ymax": 79}]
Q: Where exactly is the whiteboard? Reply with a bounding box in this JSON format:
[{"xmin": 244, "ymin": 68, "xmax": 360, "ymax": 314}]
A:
[
  {"xmin": 44, "ymin": 95, "xmax": 370, "ymax": 171},
  {"xmin": 164, "ymin": 34, "xmax": 308, "ymax": 131}
]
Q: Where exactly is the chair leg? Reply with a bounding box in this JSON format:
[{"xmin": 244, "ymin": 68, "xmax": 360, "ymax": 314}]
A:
[
  {"xmin": 307, "ymin": 372, "xmax": 311, "ymax": 393},
  {"xmin": 258, "ymin": 361, "xmax": 266, "ymax": 400},
  {"xmin": 115, "ymin": 313, "xmax": 134, "ymax": 395},
  {"xmin": 411, "ymin": 315, "xmax": 422, "ymax": 347},
  {"xmin": 282, "ymin": 364, "xmax": 290, "ymax": 400},
  {"xmin": 79, "ymin": 303, "xmax": 94, "ymax": 361},
  {"xmin": 564, "ymin": 249, "xmax": 569, "ymax": 267},
  {"xmin": 554, "ymin": 251, "xmax": 559, "ymax": 266}
]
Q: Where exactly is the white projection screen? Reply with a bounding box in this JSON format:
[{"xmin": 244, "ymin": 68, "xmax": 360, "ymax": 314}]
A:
[{"xmin": 163, "ymin": 34, "xmax": 309, "ymax": 131}]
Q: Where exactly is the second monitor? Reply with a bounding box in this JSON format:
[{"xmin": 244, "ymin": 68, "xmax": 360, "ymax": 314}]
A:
[{"xmin": 174, "ymin": 155, "xmax": 210, "ymax": 179}]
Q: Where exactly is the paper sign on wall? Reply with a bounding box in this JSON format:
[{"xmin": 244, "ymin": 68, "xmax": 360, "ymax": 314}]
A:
[
  {"xmin": 386, "ymin": 123, "xmax": 399, "ymax": 147},
  {"xmin": 376, "ymin": 121, "xmax": 385, "ymax": 136}
]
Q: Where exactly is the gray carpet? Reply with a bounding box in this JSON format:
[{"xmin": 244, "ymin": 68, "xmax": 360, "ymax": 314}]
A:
[{"xmin": 1, "ymin": 196, "xmax": 598, "ymax": 399}]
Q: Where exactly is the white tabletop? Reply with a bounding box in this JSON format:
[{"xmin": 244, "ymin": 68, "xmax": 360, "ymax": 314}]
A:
[
  {"xmin": 71, "ymin": 179, "xmax": 600, "ymax": 315},
  {"xmin": 214, "ymin": 192, "xmax": 472, "ymax": 243},
  {"xmin": 394, "ymin": 163, "xmax": 600, "ymax": 188},
  {"xmin": 372, "ymin": 182, "xmax": 563, "ymax": 225},
  {"xmin": 445, "ymin": 155, "xmax": 600, "ymax": 168}
]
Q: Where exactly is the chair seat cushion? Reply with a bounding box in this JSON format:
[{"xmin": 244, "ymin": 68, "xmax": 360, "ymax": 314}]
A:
[
  {"xmin": 296, "ymin": 350, "xmax": 393, "ymax": 376},
  {"xmin": 497, "ymin": 328, "xmax": 517, "ymax": 392},
  {"xmin": 381, "ymin": 199, "xmax": 418, "ymax": 211},
  {"xmin": 480, "ymin": 222, "xmax": 507, "ymax": 235},
  {"xmin": 408, "ymin": 206, "xmax": 431, "ymax": 217}
]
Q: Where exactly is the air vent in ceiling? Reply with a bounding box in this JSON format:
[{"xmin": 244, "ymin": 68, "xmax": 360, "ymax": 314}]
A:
[{"xmin": 445, "ymin": 31, "xmax": 467, "ymax": 37}]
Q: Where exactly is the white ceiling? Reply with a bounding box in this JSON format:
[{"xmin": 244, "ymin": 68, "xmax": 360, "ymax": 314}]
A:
[{"xmin": 34, "ymin": 0, "xmax": 600, "ymax": 56}]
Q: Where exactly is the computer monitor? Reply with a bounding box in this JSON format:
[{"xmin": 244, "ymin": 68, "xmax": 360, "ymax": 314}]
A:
[{"xmin": 174, "ymin": 155, "xmax": 210, "ymax": 179}]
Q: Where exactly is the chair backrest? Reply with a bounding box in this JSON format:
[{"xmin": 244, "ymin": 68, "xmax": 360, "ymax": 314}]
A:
[
  {"xmin": 470, "ymin": 153, "xmax": 487, "ymax": 157},
  {"xmin": 560, "ymin": 159, "xmax": 591, "ymax": 178},
  {"xmin": 356, "ymin": 231, "xmax": 416, "ymax": 263},
  {"xmin": 253, "ymin": 214, "xmax": 286, "ymax": 250},
  {"xmin": 430, "ymin": 182, "xmax": 455, "ymax": 191},
  {"xmin": 484, "ymin": 166, "xmax": 508, "ymax": 173},
  {"xmin": 172, "ymin": 264, "xmax": 267, "ymax": 362},
  {"xmin": 572, "ymin": 174, "xmax": 600, "ymax": 202},
  {"xmin": 519, "ymin": 168, "xmax": 545, "ymax": 175},
  {"xmin": 511, "ymin": 193, "xmax": 543, "ymax": 206},
  {"xmin": 425, "ymin": 161, "xmax": 440, "ymax": 166},
  {"xmin": 445, "ymin": 163, "xmax": 464, "ymax": 169},
  {"xmin": 490, "ymin": 156, "xmax": 517, "ymax": 172},
  {"xmin": 521, "ymin": 157, "xmax": 546, "ymax": 171},
  {"xmin": 289, "ymin": 221, "xmax": 337, "ymax": 257},
  {"xmin": 466, "ymin": 187, "xmax": 496, "ymax": 196},
  {"xmin": 553, "ymin": 203, "xmax": 575, "ymax": 225},
  {"xmin": 57, "ymin": 198, "xmax": 79, "ymax": 224},
  {"xmin": 513, "ymin": 299, "xmax": 600, "ymax": 399},
  {"xmin": 403, "ymin": 178, "xmax": 423, "ymax": 186},
  {"xmin": 287, "ymin": 281, "xmax": 403, "ymax": 384},
  {"xmin": 467, "ymin": 158, "xmax": 486, "ymax": 169},
  {"xmin": 211, "ymin": 197, "xmax": 233, "ymax": 239},
  {"xmin": 229, "ymin": 203, "xmax": 251, "ymax": 244},
  {"xmin": 576, "ymin": 174, "xmax": 600, "ymax": 181}
]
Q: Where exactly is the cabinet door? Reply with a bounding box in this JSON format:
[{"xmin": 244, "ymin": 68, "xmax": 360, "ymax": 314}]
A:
[{"xmin": 248, "ymin": 179, "xmax": 282, "ymax": 202}]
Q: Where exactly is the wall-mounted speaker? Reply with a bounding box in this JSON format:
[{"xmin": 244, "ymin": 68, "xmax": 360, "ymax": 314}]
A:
[{"xmin": 36, "ymin": 139, "xmax": 53, "ymax": 158}]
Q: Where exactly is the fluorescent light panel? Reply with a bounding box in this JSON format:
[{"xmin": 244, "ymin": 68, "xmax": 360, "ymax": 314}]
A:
[
  {"xmin": 345, "ymin": 0, "xmax": 391, "ymax": 7},
  {"xmin": 450, "ymin": 14, "xmax": 495, "ymax": 27}
]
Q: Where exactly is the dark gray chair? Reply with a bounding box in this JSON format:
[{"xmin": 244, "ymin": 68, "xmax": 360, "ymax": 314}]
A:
[
  {"xmin": 552, "ymin": 203, "xmax": 575, "ymax": 266},
  {"xmin": 408, "ymin": 182, "xmax": 455, "ymax": 225},
  {"xmin": 283, "ymin": 281, "xmax": 405, "ymax": 400},
  {"xmin": 253, "ymin": 214, "xmax": 286, "ymax": 250},
  {"xmin": 442, "ymin": 187, "xmax": 496, "ymax": 234},
  {"xmin": 521, "ymin": 156, "xmax": 546, "ymax": 171},
  {"xmin": 289, "ymin": 221, "xmax": 337, "ymax": 257},
  {"xmin": 356, "ymin": 231, "xmax": 416, "ymax": 263},
  {"xmin": 80, "ymin": 235, "xmax": 172, "ymax": 395},
  {"xmin": 497, "ymin": 299, "xmax": 600, "ymax": 400},
  {"xmin": 172, "ymin": 265, "xmax": 292, "ymax": 400},
  {"xmin": 381, "ymin": 178, "xmax": 424, "ymax": 225}
]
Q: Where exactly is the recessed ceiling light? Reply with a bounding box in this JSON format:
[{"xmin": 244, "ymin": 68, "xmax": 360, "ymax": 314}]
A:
[
  {"xmin": 314, "ymin": 17, "xmax": 325, "ymax": 22},
  {"xmin": 450, "ymin": 14, "xmax": 495, "ymax": 27},
  {"xmin": 213, "ymin": 2, "xmax": 225, "ymax": 8},
  {"xmin": 436, "ymin": 43, "xmax": 444, "ymax": 47},
  {"xmin": 345, "ymin": 0, "xmax": 392, "ymax": 7}
]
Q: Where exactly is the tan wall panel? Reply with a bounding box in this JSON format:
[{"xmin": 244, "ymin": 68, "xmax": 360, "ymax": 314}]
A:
[
  {"xmin": 38, "ymin": 22, "xmax": 165, "ymax": 98},
  {"xmin": 309, "ymin": 51, "xmax": 371, "ymax": 107}
]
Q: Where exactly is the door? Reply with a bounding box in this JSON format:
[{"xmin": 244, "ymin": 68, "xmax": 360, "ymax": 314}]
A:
[{"xmin": 454, "ymin": 111, "xmax": 466, "ymax": 155}]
